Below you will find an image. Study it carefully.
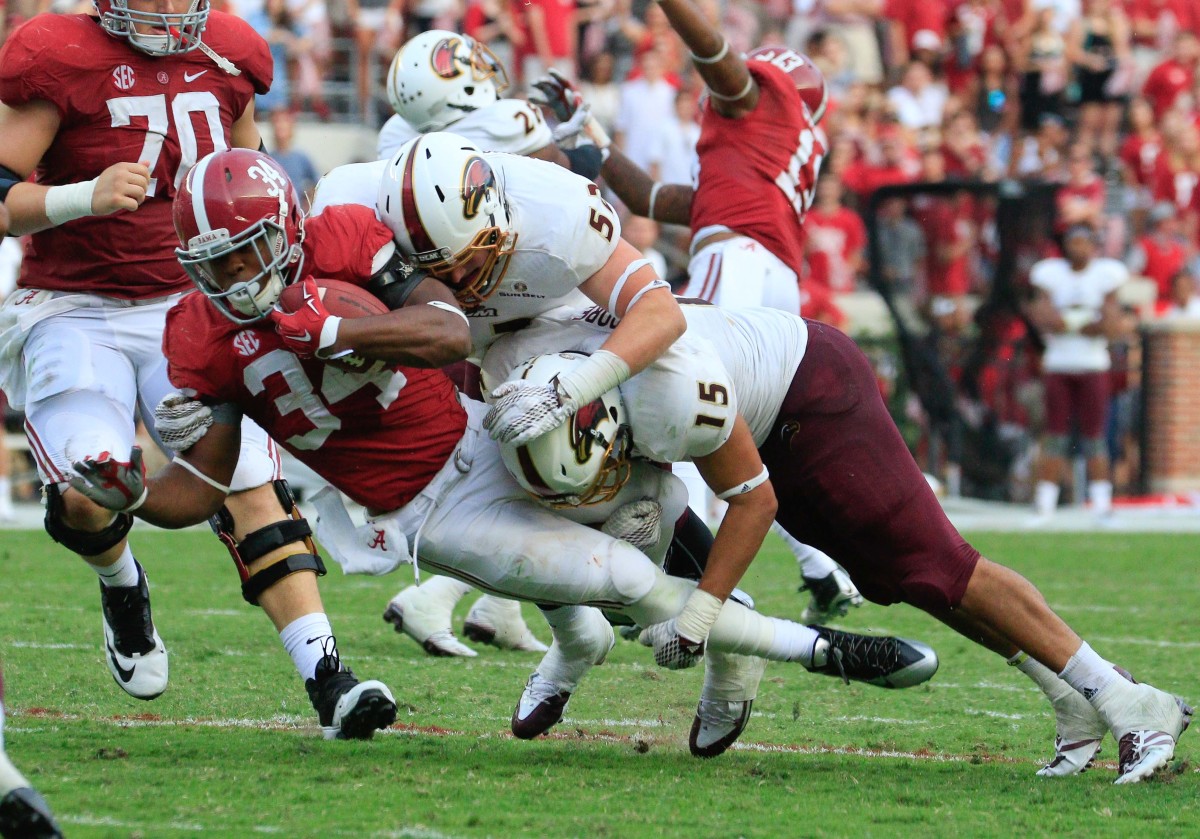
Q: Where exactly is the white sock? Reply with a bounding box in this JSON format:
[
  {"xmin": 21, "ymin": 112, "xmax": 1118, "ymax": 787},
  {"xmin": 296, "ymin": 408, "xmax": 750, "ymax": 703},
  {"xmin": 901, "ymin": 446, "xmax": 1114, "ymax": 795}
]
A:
[
  {"xmin": 0, "ymin": 700, "xmax": 30, "ymax": 795},
  {"xmin": 86, "ymin": 544, "xmax": 139, "ymax": 588},
  {"xmin": 1088, "ymin": 480, "xmax": 1113, "ymax": 515},
  {"xmin": 763, "ymin": 617, "xmax": 821, "ymax": 666},
  {"xmin": 536, "ymin": 606, "xmax": 613, "ymax": 692},
  {"xmin": 0, "ymin": 477, "xmax": 11, "ymax": 500},
  {"xmin": 1034, "ymin": 481, "xmax": 1059, "ymax": 517},
  {"xmin": 1010, "ymin": 651, "xmax": 1075, "ymax": 701},
  {"xmin": 1058, "ymin": 642, "xmax": 1119, "ymax": 701},
  {"xmin": 776, "ymin": 526, "xmax": 837, "ymax": 579},
  {"xmin": 279, "ymin": 613, "xmax": 336, "ymax": 681},
  {"xmin": 419, "ymin": 575, "xmax": 473, "ymax": 602}
]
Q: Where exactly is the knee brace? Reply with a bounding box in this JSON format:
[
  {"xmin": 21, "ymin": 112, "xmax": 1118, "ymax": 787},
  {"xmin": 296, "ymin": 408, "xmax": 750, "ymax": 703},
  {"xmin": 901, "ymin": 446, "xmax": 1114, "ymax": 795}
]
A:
[
  {"xmin": 664, "ymin": 507, "xmax": 714, "ymax": 580},
  {"xmin": 210, "ymin": 479, "xmax": 326, "ymax": 606},
  {"xmin": 43, "ymin": 484, "xmax": 133, "ymax": 557},
  {"xmin": 1042, "ymin": 434, "xmax": 1070, "ymax": 457}
]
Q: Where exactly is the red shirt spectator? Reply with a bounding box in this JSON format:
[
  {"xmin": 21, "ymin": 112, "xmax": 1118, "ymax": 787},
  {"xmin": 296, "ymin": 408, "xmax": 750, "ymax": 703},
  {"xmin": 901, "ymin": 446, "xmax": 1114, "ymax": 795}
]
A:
[
  {"xmin": 840, "ymin": 129, "xmax": 920, "ymax": 202},
  {"xmin": 1142, "ymin": 32, "xmax": 1199, "ymax": 117},
  {"xmin": 804, "ymin": 177, "xmax": 867, "ymax": 293},
  {"xmin": 1118, "ymin": 99, "xmax": 1162, "ymax": 187},
  {"xmin": 917, "ymin": 195, "xmax": 975, "ymax": 297}
]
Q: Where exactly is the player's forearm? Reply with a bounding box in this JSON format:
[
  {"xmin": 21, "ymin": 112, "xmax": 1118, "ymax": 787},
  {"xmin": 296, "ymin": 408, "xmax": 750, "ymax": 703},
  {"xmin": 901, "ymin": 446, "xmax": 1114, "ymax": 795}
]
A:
[
  {"xmin": 657, "ymin": 0, "xmax": 755, "ymax": 109},
  {"xmin": 599, "ymin": 289, "xmax": 686, "ymax": 375},
  {"xmin": 600, "ymin": 147, "xmax": 692, "ymax": 224},
  {"xmin": 698, "ymin": 487, "xmax": 777, "ymax": 601},
  {"xmin": 135, "ymin": 463, "xmax": 230, "ymax": 529},
  {"xmin": 6, "ymin": 181, "xmax": 65, "ymax": 236},
  {"xmin": 333, "ymin": 306, "xmax": 472, "ymax": 368}
]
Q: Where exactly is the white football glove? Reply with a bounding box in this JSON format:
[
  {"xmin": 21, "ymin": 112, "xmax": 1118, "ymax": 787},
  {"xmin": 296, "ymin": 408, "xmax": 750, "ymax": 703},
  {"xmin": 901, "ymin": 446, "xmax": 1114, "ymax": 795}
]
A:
[
  {"xmin": 551, "ymin": 103, "xmax": 593, "ymax": 145},
  {"xmin": 601, "ymin": 498, "xmax": 663, "ymax": 552},
  {"xmin": 483, "ymin": 381, "xmax": 574, "ymax": 446},
  {"xmin": 154, "ymin": 392, "xmax": 213, "ymax": 452},
  {"xmin": 638, "ymin": 619, "xmax": 705, "ymax": 670},
  {"xmin": 70, "ymin": 447, "xmax": 148, "ymax": 513},
  {"xmin": 528, "ymin": 68, "xmax": 583, "ymax": 123}
]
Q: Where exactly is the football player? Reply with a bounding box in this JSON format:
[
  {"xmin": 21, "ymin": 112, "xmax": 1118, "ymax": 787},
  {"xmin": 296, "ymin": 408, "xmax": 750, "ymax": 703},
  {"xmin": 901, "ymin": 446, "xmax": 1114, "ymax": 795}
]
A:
[
  {"xmin": 532, "ymin": 19, "xmax": 862, "ymax": 623},
  {"xmin": 308, "ymin": 30, "xmax": 612, "ymax": 659},
  {"xmin": 493, "ymin": 302, "xmax": 1193, "ymax": 782},
  {"xmin": 0, "ymin": 0, "xmax": 396, "ymax": 738},
  {"xmin": 0, "ymin": 663, "xmax": 62, "ymax": 839},
  {"xmin": 70, "ymin": 149, "xmax": 941, "ymax": 753}
]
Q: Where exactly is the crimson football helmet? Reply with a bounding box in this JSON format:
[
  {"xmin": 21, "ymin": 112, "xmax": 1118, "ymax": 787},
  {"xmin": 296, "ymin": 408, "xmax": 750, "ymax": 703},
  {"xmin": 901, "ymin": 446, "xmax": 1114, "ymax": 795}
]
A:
[
  {"xmin": 498, "ymin": 353, "xmax": 633, "ymax": 508},
  {"xmin": 174, "ymin": 149, "xmax": 305, "ymax": 323},
  {"xmin": 94, "ymin": 0, "xmax": 209, "ymax": 56},
  {"xmin": 377, "ymin": 132, "xmax": 516, "ymax": 310},
  {"xmin": 747, "ymin": 46, "xmax": 827, "ymax": 124}
]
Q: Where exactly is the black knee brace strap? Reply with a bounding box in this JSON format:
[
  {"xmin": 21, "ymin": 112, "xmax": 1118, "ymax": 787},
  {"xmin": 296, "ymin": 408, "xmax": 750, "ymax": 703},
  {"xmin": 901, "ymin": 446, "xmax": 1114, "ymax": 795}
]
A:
[
  {"xmin": 43, "ymin": 484, "xmax": 133, "ymax": 557},
  {"xmin": 209, "ymin": 479, "xmax": 326, "ymax": 606}
]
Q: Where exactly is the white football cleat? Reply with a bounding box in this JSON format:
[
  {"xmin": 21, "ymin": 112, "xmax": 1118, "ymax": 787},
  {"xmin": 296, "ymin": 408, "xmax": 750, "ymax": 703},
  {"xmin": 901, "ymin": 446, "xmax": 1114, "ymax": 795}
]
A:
[
  {"xmin": 99, "ymin": 561, "xmax": 168, "ymax": 700},
  {"xmin": 463, "ymin": 596, "xmax": 549, "ymax": 652},
  {"xmin": 799, "ymin": 568, "xmax": 863, "ymax": 625},
  {"xmin": 383, "ymin": 586, "xmax": 477, "ymax": 657},
  {"xmin": 511, "ymin": 672, "xmax": 571, "ymax": 739},
  {"xmin": 1092, "ymin": 679, "xmax": 1192, "ymax": 784},
  {"xmin": 1036, "ymin": 689, "xmax": 1107, "ymax": 777},
  {"xmin": 690, "ymin": 699, "xmax": 753, "ymax": 758}
]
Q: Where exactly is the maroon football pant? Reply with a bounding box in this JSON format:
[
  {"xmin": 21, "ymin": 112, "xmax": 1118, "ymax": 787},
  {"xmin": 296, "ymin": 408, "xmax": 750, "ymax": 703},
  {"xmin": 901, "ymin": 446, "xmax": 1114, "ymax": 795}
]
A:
[
  {"xmin": 1042, "ymin": 371, "xmax": 1109, "ymax": 439},
  {"xmin": 758, "ymin": 321, "xmax": 981, "ymax": 610}
]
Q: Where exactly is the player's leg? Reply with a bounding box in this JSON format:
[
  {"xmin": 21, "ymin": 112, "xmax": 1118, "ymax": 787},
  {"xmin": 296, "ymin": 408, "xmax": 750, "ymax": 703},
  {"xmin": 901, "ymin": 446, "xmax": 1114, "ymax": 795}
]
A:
[
  {"xmin": 0, "ymin": 663, "xmax": 63, "ymax": 839},
  {"xmin": 22, "ymin": 312, "xmax": 168, "ymax": 699},
  {"xmin": 1031, "ymin": 372, "xmax": 1070, "ymax": 523},
  {"xmin": 768, "ymin": 321, "xmax": 1189, "ymax": 782},
  {"xmin": 1075, "ymin": 372, "xmax": 1113, "ymax": 519},
  {"xmin": 137, "ymin": 341, "xmax": 397, "ymax": 739}
]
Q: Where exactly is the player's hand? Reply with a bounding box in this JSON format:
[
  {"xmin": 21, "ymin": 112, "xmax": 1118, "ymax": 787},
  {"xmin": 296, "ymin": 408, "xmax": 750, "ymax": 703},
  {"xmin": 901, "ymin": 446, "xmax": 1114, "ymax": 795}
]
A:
[
  {"xmin": 483, "ymin": 381, "xmax": 573, "ymax": 446},
  {"xmin": 638, "ymin": 619, "xmax": 705, "ymax": 670},
  {"xmin": 154, "ymin": 392, "xmax": 213, "ymax": 452},
  {"xmin": 70, "ymin": 447, "xmax": 148, "ymax": 513},
  {"xmin": 268, "ymin": 278, "xmax": 343, "ymax": 359},
  {"xmin": 528, "ymin": 68, "xmax": 583, "ymax": 123},
  {"xmin": 551, "ymin": 103, "xmax": 593, "ymax": 145},
  {"xmin": 93, "ymin": 160, "xmax": 152, "ymax": 215}
]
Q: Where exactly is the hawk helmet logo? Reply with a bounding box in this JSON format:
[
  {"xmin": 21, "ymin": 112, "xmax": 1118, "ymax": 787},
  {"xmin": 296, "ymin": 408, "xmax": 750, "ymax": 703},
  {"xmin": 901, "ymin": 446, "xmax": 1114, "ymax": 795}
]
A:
[
  {"xmin": 430, "ymin": 38, "xmax": 463, "ymax": 79},
  {"xmin": 461, "ymin": 156, "xmax": 495, "ymax": 220},
  {"xmin": 569, "ymin": 397, "xmax": 609, "ymax": 465}
]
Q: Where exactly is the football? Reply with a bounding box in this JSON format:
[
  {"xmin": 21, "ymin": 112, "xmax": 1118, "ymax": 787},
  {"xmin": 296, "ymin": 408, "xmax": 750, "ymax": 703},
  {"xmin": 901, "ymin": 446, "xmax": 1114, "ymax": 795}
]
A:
[{"xmin": 277, "ymin": 278, "xmax": 387, "ymax": 372}]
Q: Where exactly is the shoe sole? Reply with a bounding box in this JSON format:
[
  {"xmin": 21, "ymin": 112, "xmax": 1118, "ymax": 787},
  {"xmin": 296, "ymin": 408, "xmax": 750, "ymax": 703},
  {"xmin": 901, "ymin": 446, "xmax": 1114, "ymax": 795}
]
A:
[
  {"xmin": 0, "ymin": 788, "xmax": 63, "ymax": 839},
  {"xmin": 1036, "ymin": 740, "xmax": 1102, "ymax": 777},
  {"xmin": 332, "ymin": 689, "xmax": 398, "ymax": 740},
  {"xmin": 463, "ymin": 620, "xmax": 497, "ymax": 646},
  {"xmin": 383, "ymin": 604, "xmax": 470, "ymax": 657}
]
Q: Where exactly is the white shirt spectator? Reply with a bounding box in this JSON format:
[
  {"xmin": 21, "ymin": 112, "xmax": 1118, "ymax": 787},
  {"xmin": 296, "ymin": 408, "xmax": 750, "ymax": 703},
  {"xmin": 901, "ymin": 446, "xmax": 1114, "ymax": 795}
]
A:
[
  {"xmin": 1031, "ymin": 256, "xmax": 1128, "ymax": 371},
  {"xmin": 886, "ymin": 82, "xmax": 949, "ymax": 130},
  {"xmin": 615, "ymin": 75, "xmax": 680, "ymax": 174}
]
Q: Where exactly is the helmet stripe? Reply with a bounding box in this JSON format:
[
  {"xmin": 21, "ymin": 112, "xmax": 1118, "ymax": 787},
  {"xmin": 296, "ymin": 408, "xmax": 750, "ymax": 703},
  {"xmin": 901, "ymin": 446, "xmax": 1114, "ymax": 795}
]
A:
[
  {"xmin": 401, "ymin": 140, "xmax": 438, "ymax": 254},
  {"xmin": 189, "ymin": 151, "xmax": 215, "ymax": 235}
]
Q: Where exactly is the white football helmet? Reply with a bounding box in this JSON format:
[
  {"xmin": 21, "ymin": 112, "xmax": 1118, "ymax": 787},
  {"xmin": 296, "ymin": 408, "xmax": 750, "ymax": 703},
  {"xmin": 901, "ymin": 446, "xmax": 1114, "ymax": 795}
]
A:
[
  {"xmin": 499, "ymin": 353, "xmax": 633, "ymax": 508},
  {"xmin": 386, "ymin": 30, "xmax": 509, "ymax": 132},
  {"xmin": 377, "ymin": 132, "xmax": 516, "ymax": 310}
]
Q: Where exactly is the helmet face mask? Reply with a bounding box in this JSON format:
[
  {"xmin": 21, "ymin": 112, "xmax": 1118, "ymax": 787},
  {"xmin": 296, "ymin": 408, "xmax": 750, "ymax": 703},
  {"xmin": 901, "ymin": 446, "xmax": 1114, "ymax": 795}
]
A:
[
  {"xmin": 386, "ymin": 31, "xmax": 509, "ymax": 132},
  {"xmin": 174, "ymin": 149, "xmax": 306, "ymax": 324},
  {"xmin": 377, "ymin": 133, "xmax": 517, "ymax": 310},
  {"xmin": 94, "ymin": 0, "xmax": 209, "ymax": 56},
  {"xmin": 499, "ymin": 353, "xmax": 635, "ymax": 508}
]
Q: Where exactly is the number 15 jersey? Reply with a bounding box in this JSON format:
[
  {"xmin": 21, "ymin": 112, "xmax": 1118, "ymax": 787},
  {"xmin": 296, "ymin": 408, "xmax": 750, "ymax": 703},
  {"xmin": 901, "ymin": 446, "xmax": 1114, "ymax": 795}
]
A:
[{"xmin": 0, "ymin": 12, "xmax": 272, "ymax": 299}]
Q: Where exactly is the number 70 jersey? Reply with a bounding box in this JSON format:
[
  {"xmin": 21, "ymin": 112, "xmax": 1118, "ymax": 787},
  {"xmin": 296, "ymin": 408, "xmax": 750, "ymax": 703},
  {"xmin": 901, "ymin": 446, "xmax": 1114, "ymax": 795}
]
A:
[{"xmin": 0, "ymin": 12, "xmax": 272, "ymax": 299}]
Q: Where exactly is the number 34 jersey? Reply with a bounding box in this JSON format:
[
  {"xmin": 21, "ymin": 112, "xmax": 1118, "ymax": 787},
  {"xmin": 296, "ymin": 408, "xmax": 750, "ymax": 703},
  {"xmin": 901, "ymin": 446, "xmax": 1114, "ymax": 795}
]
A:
[{"xmin": 0, "ymin": 12, "xmax": 272, "ymax": 299}]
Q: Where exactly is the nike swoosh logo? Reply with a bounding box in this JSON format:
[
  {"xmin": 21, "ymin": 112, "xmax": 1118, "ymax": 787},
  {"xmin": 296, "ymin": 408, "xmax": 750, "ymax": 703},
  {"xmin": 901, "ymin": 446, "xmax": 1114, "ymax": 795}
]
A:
[
  {"xmin": 295, "ymin": 330, "xmax": 311, "ymax": 343},
  {"xmin": 305, "ymin": 636, "xmax": 325, "ymax": 645},
  {"xmin": 107, "ymin": 641, "xmax": 137, "ymax": 683},
  {"xmin": 184, "ymin": 69, "xmax": 208, "ymax": 82}
]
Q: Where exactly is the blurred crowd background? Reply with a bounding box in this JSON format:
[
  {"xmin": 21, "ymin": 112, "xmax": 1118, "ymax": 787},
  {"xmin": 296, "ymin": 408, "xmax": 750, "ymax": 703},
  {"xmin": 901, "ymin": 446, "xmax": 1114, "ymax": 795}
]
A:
[{"xmin": 2, "ymin": 0, "xmax": 1200, "ymax": 513}]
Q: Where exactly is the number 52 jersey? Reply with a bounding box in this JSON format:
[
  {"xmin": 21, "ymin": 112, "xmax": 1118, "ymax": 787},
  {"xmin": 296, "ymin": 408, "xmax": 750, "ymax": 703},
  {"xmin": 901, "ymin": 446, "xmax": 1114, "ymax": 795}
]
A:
[{"xmin": 0, "ymin": 12, "xmax": 272, "ymax": 299}]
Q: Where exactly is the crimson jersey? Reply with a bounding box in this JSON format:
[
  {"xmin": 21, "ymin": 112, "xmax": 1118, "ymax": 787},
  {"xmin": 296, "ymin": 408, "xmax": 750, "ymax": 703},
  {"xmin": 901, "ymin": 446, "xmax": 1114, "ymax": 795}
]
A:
[
  {"xmin": 301, "ymin": 203, "xmax": 394, "ymax": 283},
  {"xmin": 0, "ymin": 13, "xmax": 271, "ymax": 299},
  {"xmin": 164, "ymin": 291, "xmax": 466, "ymax": 512},
  {"xmin": 691, "ymin": 62, "xmax": 825, "ymax": 280}
]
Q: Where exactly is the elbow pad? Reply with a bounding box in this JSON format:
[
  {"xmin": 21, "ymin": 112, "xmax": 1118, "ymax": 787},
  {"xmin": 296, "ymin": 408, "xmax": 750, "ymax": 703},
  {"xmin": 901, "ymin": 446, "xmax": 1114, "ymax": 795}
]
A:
[
  {"xmin": 366, "ymin": 250, "xmax": 432, "ymax": 310},
  {"xmin": 563, "ymin": 145, "xmax": 604, "ymax": 181}
]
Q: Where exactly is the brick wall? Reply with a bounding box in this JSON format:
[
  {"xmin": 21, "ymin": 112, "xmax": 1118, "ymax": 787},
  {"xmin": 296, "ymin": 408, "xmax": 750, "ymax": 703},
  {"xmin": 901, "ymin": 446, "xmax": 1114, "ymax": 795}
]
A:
[{"xmin": 1142, "ymin": 319, "xmax": 1200, "ymax": 493}]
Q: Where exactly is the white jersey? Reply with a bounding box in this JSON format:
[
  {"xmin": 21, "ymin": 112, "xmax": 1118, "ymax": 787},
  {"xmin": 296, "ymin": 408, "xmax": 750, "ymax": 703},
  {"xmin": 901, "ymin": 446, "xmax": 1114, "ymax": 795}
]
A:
[
  {"xmin": 480, "ymin": 304, "xmax": 738, "ymax": 464},
  {"xmin": 467, "ymin": 153, "xmax": 618, "ymax": 360},
  {"xmin": 376, "ymin": 98, "xmax": 554, "ymax": 161},
  {"xmin": 1030, "ymin": 257, "xmax": 1127, "ymax": 372}
]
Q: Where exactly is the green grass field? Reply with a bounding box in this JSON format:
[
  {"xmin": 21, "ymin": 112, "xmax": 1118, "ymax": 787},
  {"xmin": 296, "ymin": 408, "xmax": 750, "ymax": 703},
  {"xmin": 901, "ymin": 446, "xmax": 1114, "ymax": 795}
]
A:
[{"xmin": 1, "ymin": 529, "xmax": 1197, "ymax": 838}]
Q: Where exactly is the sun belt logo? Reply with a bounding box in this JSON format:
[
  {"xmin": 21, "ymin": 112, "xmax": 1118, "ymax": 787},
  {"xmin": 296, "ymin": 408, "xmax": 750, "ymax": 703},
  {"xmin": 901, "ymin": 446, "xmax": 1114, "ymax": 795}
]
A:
[
  {"xmin": 430, "ymin": 38, "xmax": 463, "ymax": 79},
  {"xmin": 569, "ymin": 398, "xmax": 608, "ymax": 465},
  {"xmin": 461, "ymin": 156, "xmax": 495, "ymax": 220}
]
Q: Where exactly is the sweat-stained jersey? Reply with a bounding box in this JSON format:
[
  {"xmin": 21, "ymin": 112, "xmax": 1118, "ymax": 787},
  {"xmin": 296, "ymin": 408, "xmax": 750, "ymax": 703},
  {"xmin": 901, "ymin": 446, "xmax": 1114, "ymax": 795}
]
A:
[
  {"xmin": 163, "ymin": 210, "xmax": 466, "ymax": 512},
  {"xmin": 0, "ymin": 12, "xmax": 272, "ymax": 299},
  {"xmin": 691, "ymin": 61, "xmax": 825, "ymax": 280}
]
